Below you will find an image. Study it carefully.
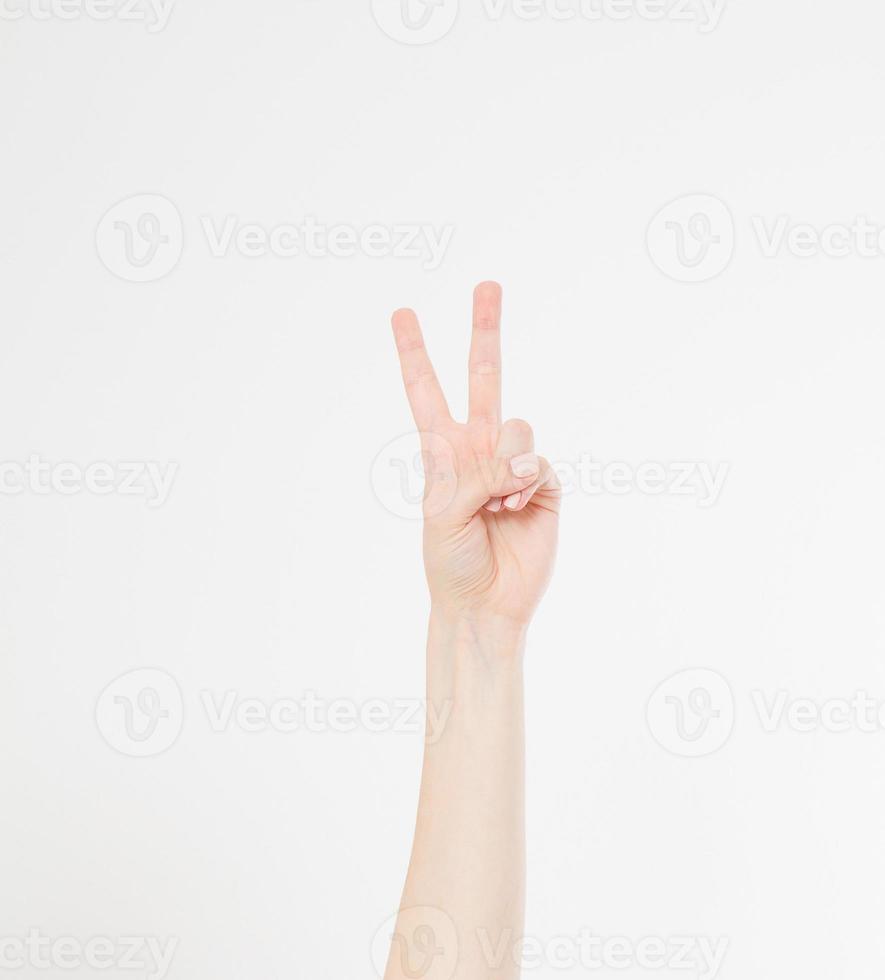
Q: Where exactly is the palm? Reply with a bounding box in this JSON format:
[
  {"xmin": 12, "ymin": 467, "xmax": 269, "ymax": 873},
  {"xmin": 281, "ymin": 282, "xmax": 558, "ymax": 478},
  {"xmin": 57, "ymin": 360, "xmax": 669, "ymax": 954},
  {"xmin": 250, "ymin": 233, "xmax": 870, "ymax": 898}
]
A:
[{"xmin": 391, "ymin": 283, "xmax": 560, "ymax": 626}]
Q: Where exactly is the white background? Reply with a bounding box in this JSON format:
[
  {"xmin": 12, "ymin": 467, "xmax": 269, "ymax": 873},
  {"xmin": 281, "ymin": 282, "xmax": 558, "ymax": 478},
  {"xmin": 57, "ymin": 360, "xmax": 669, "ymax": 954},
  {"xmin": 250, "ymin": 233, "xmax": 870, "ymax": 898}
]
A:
[{"xmin": 3, "ymin": 1, "xmax": 885, "ymax": 977}]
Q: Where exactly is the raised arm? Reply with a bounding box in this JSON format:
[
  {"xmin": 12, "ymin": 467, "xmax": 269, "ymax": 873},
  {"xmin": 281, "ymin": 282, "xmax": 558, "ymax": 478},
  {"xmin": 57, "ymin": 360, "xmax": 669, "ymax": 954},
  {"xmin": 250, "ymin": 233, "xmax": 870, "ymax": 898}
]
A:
[{"xmin": 382, "ymin": 282, "xmax": 561, "ymax": 980}]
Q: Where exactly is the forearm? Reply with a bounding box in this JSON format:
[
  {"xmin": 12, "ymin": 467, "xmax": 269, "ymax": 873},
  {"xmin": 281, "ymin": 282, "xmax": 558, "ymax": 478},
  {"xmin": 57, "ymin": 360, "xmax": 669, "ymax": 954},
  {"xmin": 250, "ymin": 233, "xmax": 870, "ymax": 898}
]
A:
[{"xmin": 384, "ymin": 611, "xmax": 527, "ymax": 980}]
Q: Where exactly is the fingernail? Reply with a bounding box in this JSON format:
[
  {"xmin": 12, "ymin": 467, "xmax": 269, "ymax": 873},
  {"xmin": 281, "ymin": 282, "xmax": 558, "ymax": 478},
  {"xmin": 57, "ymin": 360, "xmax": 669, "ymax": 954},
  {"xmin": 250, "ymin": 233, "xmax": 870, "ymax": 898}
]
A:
[
  {"xmin": 503, "ymin": 492, "xmax": 522, "ymax": 510},
  {"xmin": 510, "ymin": 453, "xmax": 539, "ymax": 479},
  {"xmin": 485, "ymin": 498, "xmax": 503, "ymax": 513}
]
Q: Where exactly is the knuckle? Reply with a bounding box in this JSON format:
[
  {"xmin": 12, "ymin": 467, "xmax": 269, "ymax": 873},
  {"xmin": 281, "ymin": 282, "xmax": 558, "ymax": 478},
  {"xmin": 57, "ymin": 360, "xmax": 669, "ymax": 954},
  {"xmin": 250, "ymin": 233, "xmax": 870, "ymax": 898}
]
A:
[
  {"xmin": 472, "ymin": 315, "xmax": 498, "ymax": 331},
  {"xmin": 504, "ymin": 418, "xmax": 533, "ymax": 440},
  {"xmin": 469, "ymin": 359, "xmax": 500, "ymax": 377},
  {"xmin": 403, "ymin": 368, "xmax": 436, "ymax": 388}
]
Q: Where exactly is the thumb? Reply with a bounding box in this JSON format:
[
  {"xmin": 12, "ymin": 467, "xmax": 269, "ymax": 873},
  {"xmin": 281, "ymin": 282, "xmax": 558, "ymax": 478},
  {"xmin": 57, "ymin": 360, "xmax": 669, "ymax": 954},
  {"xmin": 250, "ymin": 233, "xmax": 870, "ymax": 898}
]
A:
[{"xmin": 441, "ymin": 452, "xmax": 542, "ymax": 522}]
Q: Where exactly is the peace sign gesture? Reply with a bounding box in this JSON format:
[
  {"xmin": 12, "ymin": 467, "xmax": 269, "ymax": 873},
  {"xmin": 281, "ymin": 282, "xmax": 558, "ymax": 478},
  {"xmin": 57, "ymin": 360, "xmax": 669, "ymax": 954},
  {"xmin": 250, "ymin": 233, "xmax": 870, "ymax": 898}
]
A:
[{"xmin": 391, "ymin": 282, "xmax": 560, "ymax": 629}]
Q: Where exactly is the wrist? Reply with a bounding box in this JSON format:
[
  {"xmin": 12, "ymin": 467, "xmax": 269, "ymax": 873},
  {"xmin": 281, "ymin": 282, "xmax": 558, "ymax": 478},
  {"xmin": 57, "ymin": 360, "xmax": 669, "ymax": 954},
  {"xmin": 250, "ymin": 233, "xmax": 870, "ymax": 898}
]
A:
[
  {"xmin": 425, "ymin": 608, "xmax": 526, "ymax": 744},
  {"xmin": 428, "ymin": 607, "xmax": 528, "ymax": 659}
]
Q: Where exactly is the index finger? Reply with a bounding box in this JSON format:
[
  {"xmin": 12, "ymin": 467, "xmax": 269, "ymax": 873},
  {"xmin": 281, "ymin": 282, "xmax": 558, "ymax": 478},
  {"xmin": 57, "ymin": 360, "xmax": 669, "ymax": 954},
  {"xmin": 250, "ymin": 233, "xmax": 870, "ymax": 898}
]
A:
[{"xmin": 391, "ymin": 308, "xmax": 451, "ymax": 431}]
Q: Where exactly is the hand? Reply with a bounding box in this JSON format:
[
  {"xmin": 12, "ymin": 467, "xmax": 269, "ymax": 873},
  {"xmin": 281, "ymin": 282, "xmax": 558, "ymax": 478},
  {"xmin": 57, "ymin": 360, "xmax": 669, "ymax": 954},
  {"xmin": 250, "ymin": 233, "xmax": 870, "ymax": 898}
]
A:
[{"xmin": 391, "ymin": 282, "xmax": 560, "ymax": 629}]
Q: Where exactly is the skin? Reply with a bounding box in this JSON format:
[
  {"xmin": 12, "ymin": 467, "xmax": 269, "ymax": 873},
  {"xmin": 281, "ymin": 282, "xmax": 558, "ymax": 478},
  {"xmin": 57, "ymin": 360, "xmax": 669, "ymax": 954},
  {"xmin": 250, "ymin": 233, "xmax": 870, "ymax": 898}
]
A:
[{"xmin": 383, "ymin": 282, "xmax": 561, "ymax": 980}]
